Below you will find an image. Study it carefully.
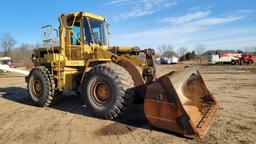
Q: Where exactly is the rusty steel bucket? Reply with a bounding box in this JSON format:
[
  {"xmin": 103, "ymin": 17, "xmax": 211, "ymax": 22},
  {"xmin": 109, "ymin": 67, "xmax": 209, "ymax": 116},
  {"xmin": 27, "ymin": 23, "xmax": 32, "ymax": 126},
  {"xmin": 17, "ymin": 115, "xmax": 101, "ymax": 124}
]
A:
[{"xmin": 144, "ymin": 68, "xmax": 217, "ymax": 138}]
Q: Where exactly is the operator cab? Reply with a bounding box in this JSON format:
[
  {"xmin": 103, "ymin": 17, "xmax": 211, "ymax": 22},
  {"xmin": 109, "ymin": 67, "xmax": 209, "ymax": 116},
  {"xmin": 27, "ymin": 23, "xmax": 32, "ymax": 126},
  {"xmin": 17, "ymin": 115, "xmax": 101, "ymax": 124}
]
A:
[
  {"xmin": 60, "ymin": 12, "xmax": 109, "ymax": 46},
  {"xmin": 59, "ymin": 12, "xmax": 109, "ymax": 60}
]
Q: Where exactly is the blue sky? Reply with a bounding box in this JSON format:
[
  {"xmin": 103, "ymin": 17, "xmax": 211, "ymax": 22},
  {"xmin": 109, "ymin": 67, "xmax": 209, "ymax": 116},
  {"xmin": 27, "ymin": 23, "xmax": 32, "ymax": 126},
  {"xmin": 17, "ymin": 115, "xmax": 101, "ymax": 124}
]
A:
[{"xmin": 0, "ymin": 0, "xmax": 256, "ymax": 51}]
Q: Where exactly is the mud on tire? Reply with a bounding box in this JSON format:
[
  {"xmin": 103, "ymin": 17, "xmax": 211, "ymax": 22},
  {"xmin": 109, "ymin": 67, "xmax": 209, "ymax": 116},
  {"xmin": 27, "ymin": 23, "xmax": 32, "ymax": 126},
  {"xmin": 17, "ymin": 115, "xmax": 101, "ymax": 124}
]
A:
[
  {"xmin": 28, "ymin": 66, "xmax": 55, "ymax": 107},
  {"xmin": 82, "ymin": 64, "xmax": 135, "ymax": 120}
]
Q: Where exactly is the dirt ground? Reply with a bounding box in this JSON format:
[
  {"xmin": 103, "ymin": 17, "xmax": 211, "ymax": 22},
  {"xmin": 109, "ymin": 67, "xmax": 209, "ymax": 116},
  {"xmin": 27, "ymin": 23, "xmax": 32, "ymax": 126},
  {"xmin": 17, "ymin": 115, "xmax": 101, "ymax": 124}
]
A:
[{"xmin": 0, "ymin": 64, "xmax": 256, "ymax": 144}]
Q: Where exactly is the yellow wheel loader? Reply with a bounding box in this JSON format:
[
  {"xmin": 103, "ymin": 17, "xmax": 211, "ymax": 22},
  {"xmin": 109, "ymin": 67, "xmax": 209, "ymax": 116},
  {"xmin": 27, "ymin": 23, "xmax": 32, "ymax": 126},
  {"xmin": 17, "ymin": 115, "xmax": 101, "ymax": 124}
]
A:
[{"xmin": 25, "ymin": 12, "xmax": 217, "ymax": 138}]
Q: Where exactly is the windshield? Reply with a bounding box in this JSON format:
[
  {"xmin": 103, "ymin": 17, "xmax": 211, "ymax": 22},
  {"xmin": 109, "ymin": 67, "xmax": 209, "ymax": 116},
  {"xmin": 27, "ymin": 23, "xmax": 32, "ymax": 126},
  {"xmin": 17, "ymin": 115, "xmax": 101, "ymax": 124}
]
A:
[{"xmin": 84, "ymin": 18, "xmax": 107, "ymax": 46}]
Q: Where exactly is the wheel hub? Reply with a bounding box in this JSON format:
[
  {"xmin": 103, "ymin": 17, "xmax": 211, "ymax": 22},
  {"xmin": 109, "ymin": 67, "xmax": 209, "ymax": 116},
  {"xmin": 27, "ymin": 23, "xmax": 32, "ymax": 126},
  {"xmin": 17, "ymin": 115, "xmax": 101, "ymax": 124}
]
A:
[
  {"xmin": 91, "ymin": 81, "xmax": 111, "ymax": 106},
  {"xmin": 32, "ymin": 79, "xmax": 43, "ymax": 98},
  {"xmin": 97, "ymin": 84, "xmax": 109, "ymax": 101}
]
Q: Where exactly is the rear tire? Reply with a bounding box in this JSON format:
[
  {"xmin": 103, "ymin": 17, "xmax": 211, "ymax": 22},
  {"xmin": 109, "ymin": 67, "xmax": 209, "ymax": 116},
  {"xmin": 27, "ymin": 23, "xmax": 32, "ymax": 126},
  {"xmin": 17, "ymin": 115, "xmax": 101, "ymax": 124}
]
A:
[
  {"xmin": 28, "ymin": 66, "xmax": 55, "ymax": 107},
  {"xmin": 82, "ymin": 64, "xmax": 135, "ymax": 120}
]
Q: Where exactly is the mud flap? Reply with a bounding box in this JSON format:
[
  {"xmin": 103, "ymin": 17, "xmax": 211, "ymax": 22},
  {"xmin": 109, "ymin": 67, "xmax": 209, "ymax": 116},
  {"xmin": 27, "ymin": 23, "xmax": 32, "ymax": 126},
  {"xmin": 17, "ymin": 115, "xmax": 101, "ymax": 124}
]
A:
[{"xmin": 144, "ymin": 68, "xmax": 217, "ymax": 138}]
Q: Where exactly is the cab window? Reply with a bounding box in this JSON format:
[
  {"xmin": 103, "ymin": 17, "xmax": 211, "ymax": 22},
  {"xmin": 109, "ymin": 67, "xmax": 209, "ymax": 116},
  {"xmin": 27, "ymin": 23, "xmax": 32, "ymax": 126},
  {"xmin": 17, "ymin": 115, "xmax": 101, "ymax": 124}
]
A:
[{"xmin": 71, "ymin": 23, "xmax": 81, "ymax": 45}]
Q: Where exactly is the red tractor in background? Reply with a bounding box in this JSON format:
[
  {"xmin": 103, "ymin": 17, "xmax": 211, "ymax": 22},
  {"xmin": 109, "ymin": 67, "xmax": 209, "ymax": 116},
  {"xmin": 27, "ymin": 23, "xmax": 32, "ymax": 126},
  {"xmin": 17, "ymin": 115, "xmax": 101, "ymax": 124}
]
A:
[{"xmin": 231, "ymin": 53, "xmax": 255, "ymax": 65}]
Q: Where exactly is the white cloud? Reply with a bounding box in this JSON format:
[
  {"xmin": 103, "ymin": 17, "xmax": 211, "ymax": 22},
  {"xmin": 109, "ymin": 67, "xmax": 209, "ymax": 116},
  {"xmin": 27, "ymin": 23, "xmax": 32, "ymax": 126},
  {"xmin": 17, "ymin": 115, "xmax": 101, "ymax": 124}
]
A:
[
  {"xmin": 107, "ymin": 0, "xmax": 129, "ymax": 5},
  {"xmin": 189, "ymin": 6, "xmax": 201, "ymax": 11},
  {"xmin": 111, "ymin": 13, "xmax": 247, "ymax": 49},
  {"xmin": 110, "ymin": 0, "xmax": 178, "ymax": 21},
  {"xmin": 237, "ymin": 9, "xmax": 254, "ymax": 14},
  {"xmin": 162, "ymin": 11, "xmax": 211, "ymax": 25},
  {"xmin": 106, "ymin": 0, "xmax": 140, "ymax": 6},
  {"xmin": 163, "ymin": 2, "xmax": 178, "ymax": 7},
  {"xmin": 184, "ymin": 16, "xmax": 243, "ymax": 28}
]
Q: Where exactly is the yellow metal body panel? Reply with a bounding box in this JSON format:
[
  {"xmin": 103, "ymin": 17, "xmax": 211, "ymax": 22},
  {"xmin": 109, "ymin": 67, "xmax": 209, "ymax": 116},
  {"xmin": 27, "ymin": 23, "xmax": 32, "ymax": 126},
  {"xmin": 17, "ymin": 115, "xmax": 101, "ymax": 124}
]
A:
[
  {"xmin": 62, "ymin": 67, "xmax": 79, "ymax": 90},
  {"xmin": 64, "ymin": 60, "xmax": 85, "ymax": 66},
  {"xmin": 112, "ymin": 46, "xmax": 138, "ymax": 53},
  {"xmin": 45, "ymin": 53, "xmax": 65, "ymax": 62}
]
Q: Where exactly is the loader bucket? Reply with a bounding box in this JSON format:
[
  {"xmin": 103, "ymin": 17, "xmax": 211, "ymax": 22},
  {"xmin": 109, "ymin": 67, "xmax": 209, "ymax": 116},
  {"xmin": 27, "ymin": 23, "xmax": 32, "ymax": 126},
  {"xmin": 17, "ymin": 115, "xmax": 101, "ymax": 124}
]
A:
[{"xmin": 144, "ymin": 68, "xmax": 217, "ymax": 138}]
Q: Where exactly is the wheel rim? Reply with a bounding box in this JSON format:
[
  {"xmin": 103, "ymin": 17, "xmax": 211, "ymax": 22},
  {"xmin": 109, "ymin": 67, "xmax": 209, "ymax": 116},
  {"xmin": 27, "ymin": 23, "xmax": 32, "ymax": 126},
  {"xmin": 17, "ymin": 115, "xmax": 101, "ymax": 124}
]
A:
[
  {"xmin": 31, "ymin": 78, "xmax": 43, "ymax": 98},
  {"xmin": 91, "ymin": 80, "xmax": 111, "ymax": 106}
]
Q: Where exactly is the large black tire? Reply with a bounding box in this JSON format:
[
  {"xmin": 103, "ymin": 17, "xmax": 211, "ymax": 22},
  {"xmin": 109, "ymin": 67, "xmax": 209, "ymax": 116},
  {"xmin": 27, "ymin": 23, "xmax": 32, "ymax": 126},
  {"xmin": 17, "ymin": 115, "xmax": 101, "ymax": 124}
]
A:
[
  {"xmin": 82, "ymin": 64, "xmax": 135, "ymax": 120},
  {"xmin": 28, "ymin": 66, "xmax": 55, "ymax": 107}
]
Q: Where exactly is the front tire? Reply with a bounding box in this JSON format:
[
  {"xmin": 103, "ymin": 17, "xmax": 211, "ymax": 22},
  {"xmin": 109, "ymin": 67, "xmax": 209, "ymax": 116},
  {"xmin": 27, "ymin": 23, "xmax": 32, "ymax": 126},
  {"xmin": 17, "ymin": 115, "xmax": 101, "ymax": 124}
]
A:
[
  {"xmin": 28, "ymin": 66, "xmax": 55, "ymax": 107},
  {"xmin": 82, "ymin": 64, "xmax": 135, "ymax": 120}
]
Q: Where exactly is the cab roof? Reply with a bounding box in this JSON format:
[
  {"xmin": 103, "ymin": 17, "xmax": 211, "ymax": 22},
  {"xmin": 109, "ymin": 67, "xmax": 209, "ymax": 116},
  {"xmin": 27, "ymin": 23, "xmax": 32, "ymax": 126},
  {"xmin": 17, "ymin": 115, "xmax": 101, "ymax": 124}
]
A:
[{"xmin": 61, "ymin": 12, "xmax": 106, "ymax": 21}]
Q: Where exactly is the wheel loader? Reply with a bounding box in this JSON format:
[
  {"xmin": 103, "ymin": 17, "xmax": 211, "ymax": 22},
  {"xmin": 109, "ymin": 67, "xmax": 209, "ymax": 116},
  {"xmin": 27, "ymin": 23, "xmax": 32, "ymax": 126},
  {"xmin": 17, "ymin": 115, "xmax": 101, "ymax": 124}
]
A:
[{"xmin": 25, "ymin": 12, "xmax": 217, "ymax": 138}]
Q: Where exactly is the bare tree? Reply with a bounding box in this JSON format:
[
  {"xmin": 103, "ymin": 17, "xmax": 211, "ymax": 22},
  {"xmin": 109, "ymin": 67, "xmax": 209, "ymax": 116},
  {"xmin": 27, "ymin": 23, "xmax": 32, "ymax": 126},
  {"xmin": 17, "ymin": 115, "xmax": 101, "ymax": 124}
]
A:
[
  {"xmin": 0, "ymin": 33, "xmax": 16, "ymax": 57},
  {"xmin": 9, "ymin": 43, "xmax": 34, "ymax": 68},
  {"xmin": 158, "ymin": 44, "xmax": 173, "ymax": 56},
  {"xmin": 253, "ymin": 46, "xmax": 256, "ymax": 55},
  {"xmin": 177, "ymin": 46, "xmax": 188, "ymax": 57},
  {"xmin": 195, "ymin": 44, "xmax": 206, "ymax": 56},
  {"xmin": 253, "ymin": 47, "xmax": 256, "ymax": 56},
  {"xmin": 244, "ymin": 46, "xmax": 256, "ymax": 53}
]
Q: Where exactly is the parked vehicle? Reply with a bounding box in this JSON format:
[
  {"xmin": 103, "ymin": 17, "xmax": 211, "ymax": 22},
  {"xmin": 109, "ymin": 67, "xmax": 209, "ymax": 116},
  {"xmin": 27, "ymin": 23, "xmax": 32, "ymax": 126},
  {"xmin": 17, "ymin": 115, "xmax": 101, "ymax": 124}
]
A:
[
  {"xmin": 209, "ymin": 52, "xmax": 255, "ymax": 65},
  {"xmin": 208, "ymin": 54, "xmax": 238, "ymax": 64},
  {"xmin": 0, "ymin": 57, "xmax": 14, "ymax": 68},
  {"xmin": 160, "ymin": 56, "xmax": 178, "ymax": 64},
  {"xmin": 231, "ymin": 53, "xmax": 255, "ymax": 65}
]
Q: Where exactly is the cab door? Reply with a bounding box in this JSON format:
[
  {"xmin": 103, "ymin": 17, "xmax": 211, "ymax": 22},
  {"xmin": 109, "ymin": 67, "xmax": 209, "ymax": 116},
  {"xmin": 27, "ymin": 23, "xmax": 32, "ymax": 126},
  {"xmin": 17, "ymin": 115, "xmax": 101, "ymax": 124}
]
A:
[{"xmin": 65, "ymin": 19, "xmax": 83, "ymax": 60}]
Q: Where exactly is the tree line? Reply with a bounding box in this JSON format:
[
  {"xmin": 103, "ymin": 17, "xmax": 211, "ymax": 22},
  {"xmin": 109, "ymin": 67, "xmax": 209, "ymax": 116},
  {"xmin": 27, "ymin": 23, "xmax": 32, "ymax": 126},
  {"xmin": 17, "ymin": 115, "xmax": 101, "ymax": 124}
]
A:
[
  {"xmin": 157, "ymin": 44, "xmax": 207, "ymax": 61},
  {"xmin": 0, "ymin": 33, "xmax": 34, "ymax": 68}
]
